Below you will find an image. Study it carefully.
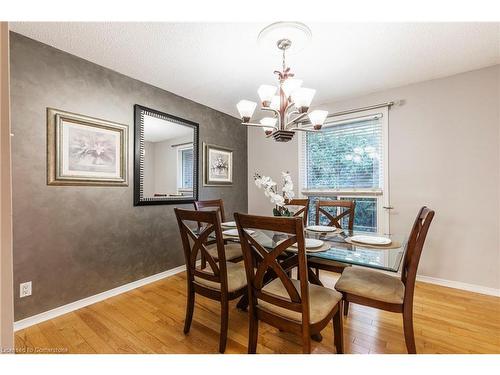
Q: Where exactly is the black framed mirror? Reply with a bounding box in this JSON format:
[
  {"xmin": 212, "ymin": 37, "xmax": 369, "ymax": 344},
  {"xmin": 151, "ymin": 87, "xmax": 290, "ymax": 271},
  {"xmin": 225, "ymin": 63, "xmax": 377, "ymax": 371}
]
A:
[{"xmin": 134, "ymin": 105, "xmax": 199, "ymax": 206}]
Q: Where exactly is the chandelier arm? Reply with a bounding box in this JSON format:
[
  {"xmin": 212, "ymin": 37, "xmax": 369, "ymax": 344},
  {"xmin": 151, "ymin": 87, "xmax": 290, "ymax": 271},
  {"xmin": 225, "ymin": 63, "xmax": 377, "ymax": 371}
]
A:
[
  {"xmin": 285, "ymin": 112, "xmax": 308, "ymax": 128},
  {"xmin": 241, "ymin": 122, "xmax": 276, "ymax": 129},
  {"xmin": 288, "ymin": 127, "xmax": 319, "ymax": 133}
]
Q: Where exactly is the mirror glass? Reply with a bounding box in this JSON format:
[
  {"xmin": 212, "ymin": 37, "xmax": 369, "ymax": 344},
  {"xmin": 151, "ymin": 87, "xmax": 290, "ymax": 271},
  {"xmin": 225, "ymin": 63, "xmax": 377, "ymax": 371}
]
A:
[{"xmin": 134, "ymin": 105, "xmax": 198, "ymax": 205}]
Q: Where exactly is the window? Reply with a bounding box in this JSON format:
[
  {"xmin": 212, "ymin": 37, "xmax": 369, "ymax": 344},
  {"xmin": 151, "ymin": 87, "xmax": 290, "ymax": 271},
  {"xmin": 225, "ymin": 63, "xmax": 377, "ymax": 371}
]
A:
[
  {"xmin": 300, "ymin": 108, "xmax": 390, "ymax": 234},
  {"xmin": 178, "ymin": 146, "xmax": 193, "ymax": 190}
]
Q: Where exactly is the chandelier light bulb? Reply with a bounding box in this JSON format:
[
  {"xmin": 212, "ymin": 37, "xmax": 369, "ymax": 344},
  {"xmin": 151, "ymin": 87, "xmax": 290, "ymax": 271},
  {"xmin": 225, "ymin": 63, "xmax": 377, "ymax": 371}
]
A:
[
  {"xmin": 281, "ymin": 78, "xmax": 303, "ymax": 98},
  {"xmin": 308, "ymin": 110, "xmax": 328, "ymax": 130},
  {"xmin": 236, "ymin": 100, "xmax": 257, "ymax": 122},
  {"xmin": 292, "ymin": 87, "xmax": 316, "ymax": 113},
  {"xmin": 257, "ymin": 85, "xmax": 277, "ymax": 107}
]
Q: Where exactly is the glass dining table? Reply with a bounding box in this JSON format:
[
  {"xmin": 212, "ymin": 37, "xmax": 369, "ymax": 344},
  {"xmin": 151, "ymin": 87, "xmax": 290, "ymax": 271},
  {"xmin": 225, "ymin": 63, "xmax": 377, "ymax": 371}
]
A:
[{"xmin": 224, "ymin": 228, "xmax": 407, "ymax": 273}]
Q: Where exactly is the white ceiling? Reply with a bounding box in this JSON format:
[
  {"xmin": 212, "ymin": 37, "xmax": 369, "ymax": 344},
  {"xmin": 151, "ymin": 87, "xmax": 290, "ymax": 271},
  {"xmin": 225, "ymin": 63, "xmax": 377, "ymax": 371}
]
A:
[
  {"xmin": 10, "ymin": 22, "xmax": 500, "ymax": 119},
  {"xmin": 144, "ymin": 115, "xmax": 192, "ymax": 143}
]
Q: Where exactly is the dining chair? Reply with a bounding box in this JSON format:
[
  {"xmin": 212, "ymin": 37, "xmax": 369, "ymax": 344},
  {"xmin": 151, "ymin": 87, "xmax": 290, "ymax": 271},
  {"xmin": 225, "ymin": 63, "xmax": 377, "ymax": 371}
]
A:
[
  {"xmin": 308, "ymin": 199, "xmax": 356, "ymax": 276},
  {"xmin": 315, "ymin": 199, "xmax": 356, "ymax": 229},
  {"xmin": 234, "ymin": 212, "xmax": 344, "ymax": 354},
  {"xmin": 174, "ymin": 208, "xmax": 247, "ymax": 353},
  {"xmin": 285, "ymin": 198, "xmax": 310, "ymax": 226},
  {"xmin": 334, "ymin": 206, "xmax": 435, "ymax": 354},
  {"xmin": 194, "ymin": 199, "xmax": 243, "ymax": 263},
  {"xmin": 194, "ymin": 198, "xmax": 226, "ymax": 222}
]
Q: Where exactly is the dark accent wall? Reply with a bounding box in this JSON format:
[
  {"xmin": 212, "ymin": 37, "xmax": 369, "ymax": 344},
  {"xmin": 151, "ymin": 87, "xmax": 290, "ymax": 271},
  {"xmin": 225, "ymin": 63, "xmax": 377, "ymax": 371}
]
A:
[{"xmin": 10, "ymin": 32, "xmax": 247, "ymax": 320}]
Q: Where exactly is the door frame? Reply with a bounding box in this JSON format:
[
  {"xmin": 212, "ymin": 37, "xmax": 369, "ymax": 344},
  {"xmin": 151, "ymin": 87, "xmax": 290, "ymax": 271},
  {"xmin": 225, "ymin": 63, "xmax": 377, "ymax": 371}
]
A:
[{"xmin": 0, "ymin": 21, "xmax": 14, "ymax": 353}]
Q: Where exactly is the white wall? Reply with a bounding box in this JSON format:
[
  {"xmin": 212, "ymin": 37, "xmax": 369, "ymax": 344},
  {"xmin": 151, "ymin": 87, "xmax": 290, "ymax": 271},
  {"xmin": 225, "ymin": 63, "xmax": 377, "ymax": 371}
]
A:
[
  {"xmin": 247, "ymin": 65, "xmax": 500, "ymax": 291},
  {"xmin": 248, "ymin": 132, "xmax": 300, "ymax": 215}
]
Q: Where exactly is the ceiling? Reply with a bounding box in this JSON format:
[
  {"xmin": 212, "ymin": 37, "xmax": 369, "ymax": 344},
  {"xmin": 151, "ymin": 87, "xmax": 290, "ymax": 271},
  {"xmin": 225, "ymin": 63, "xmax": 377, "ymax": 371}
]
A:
[
  {"xmin": 144, "ymin": 115, "xmax": 192, "ymax": 143},
  {"xmin": 10, "ymin": 22, "xmax": 500, "ymax": 119}
]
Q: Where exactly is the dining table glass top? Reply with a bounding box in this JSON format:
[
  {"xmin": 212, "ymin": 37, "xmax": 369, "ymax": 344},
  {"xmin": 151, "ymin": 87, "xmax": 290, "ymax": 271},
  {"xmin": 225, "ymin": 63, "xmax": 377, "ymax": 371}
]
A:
[{"xmin": 225, "ymin": 228, "xmax": 407, "ymax": 273}]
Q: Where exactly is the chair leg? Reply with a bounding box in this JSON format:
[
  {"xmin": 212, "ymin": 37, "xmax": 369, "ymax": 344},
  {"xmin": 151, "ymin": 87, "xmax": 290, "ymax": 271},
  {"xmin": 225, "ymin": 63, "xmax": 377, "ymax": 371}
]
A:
[
  {"xmin": 201, "ymin": 254, "xmax": 207, "ymax": 269},
  {"xmin": 236, "ymin": 292, "xmax": 249, "ymax": 311},
  {"xmin": 219, "ymin": 297, "xmax": 229, "ymax": 353},
  {"xmin": 343, "ymin": 300, "xmax": 349, "ymax": 316},
  {"xmin": 183, "ymin": 285, "xmax": 195, "ymax": 334},
  {"xmin": 248, "ymin": 307, "xmax": 258, "ymax": 354},
  {"xmin": 333, "ymin": 303, "xmax": 344, "ymax": 354},
  {"xmin": 302, "ymin": 333, "xmax": 311, "ymax": 354},
  {"xmin": 403, "ymin": 304, "xmax": 416, "ymax": 354}
]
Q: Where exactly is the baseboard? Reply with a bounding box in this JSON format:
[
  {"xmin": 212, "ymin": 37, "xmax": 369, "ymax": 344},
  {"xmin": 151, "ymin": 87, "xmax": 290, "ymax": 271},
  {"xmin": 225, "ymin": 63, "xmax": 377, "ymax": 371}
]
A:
[
  {"xmin": 13, "ymin": 264, "xmax": 187, "ymax": 332},
  {"xmin": 416, "ymin": 275, "xmax": 500, "ymax": 297}
]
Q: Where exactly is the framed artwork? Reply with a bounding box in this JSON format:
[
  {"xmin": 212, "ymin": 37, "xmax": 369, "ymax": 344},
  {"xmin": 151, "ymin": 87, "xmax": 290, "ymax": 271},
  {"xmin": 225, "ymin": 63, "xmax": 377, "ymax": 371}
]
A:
[
  {"xmin": 47, "ymin": 108, "xmax": 128, "ymax": 186},
  {"xmin": 203, "ymin": 143, "xmax": 233, "ymax": 186}
]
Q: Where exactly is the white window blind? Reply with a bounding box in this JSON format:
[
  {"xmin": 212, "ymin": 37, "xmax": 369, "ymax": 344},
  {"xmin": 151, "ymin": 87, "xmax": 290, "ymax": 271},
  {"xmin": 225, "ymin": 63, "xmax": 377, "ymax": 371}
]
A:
[{"xmin": 301, "ymin": 115, "xmax": 384, "ymax": 191}]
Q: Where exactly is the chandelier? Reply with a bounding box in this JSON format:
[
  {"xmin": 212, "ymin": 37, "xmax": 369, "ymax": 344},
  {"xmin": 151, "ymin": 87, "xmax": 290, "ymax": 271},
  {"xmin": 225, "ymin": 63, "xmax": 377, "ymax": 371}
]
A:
[{"xmin": 236, "ymin": 22, "xmax": 328, "ymax": 142}]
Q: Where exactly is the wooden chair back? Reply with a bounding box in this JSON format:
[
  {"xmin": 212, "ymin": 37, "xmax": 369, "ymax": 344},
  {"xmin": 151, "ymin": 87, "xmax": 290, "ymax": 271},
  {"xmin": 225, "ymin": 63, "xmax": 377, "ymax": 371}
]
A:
[
  {"xmin": 315, "ymin": 200, "xmax": 356, "ymax": 230},
  {"xmin": 401, "ymin": 206, "xmax": 435, "ymax": 303},
  {"xmin": 175, "ymin": 208, "xmax": 229, "ymax": 292},
  {"xmin": 194, "ymin": 199, "xmax": 226, "ymax": 222},
  {"xmin": 234, "ymin": 213, "xmax": 311, "ymax": 328},
  {"xmin": 285, "ymin": 198, "xmax": 310, "ymax": 226}
]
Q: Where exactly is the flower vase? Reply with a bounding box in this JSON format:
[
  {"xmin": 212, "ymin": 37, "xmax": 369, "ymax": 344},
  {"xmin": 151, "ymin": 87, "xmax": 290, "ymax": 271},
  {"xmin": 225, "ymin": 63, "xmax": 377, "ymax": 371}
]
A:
[{"xmin": 273, "ymin": 206, "xmax": 293, "ymax": 217}]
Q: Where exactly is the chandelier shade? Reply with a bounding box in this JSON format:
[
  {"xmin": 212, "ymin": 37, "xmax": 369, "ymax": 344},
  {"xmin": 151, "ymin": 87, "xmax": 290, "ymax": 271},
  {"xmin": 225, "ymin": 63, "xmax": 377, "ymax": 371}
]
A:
[
  {"xmin": 260, "ymin": 117, "xmax": 277, "ymax": 135},
  {"xmin": 281, "ymin": 78, "xmax": 303, "ymax": 98},
  {"xmin": 292, "ymin": 87, "xmax": 316, "ymax": 113},
  {"xmin": 236, "ymin": 100, "xmax": 257, "ymax": 122},
  {"xmin": 308, "ymin": 110, "xmax": 328, "ymax": 130},
  {"xmin": 269, "ymin": 95, "xmax": 280, "ymax": 111},
  {"xmin": 257, "ymin": 85, "xmax": 277, "ymax": 106}
]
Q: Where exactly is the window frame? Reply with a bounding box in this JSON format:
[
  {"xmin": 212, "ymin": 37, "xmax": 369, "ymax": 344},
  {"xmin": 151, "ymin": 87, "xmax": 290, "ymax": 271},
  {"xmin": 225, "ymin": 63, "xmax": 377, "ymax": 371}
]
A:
[
  {"xmin": 176, "ymin": 144, "xmax": 194, "ymax": 193},
  {"xmin": 298, "ymin": 106, "xmax": 391, "ymax": 234}
]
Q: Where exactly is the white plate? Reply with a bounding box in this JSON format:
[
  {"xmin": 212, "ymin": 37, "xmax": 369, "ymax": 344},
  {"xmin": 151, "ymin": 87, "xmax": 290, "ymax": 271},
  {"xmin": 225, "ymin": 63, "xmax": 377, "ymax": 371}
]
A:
[
  {"xmin": 350, "ymin": 235, "xmax": 392, "ymax": 246},
  {"xmin": 221, "ymin": 221, "xmax": 236, "ymax": 227},
  {"xmin": 306, "ymin": 225, "xmax": 337, "ymax": 233},
  {"xmin": 291, "ymin": 238, "xmax": 324, "ymax": 249},
  {"xmin": 222, "ymin": 228, "xmax": 254, "ymax": 237}
]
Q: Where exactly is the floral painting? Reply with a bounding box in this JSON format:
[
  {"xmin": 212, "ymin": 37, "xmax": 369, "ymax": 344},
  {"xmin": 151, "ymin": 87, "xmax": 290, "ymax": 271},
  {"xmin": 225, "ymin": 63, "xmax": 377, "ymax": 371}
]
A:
[
  {"xmin": 66, "ymin": 124, "xmax": 119, "ymax": 175},
  {"xmin": 204, "ymin": 143, "xmax": 233, "ymax": 185},
  {"xmin": 47, "ymin": 108, "xmax": 128, "ymax": 186}
]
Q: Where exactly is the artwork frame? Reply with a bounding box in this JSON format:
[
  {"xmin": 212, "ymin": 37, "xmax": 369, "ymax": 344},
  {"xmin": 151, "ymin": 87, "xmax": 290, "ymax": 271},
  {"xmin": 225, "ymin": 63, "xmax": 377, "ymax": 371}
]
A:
[
  {"xmin": 203, "ymin": 143, "xmax": 233, "ymax": 186},
  {"xmin": 47, "ymin": 108, "xmax": 128, "ymax": 186}
]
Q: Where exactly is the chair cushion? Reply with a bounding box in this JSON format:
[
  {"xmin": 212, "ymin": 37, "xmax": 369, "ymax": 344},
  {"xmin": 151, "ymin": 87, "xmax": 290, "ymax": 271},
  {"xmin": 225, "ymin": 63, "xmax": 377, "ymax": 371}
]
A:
[
  {"xmin": 194, "ymin": 262, "xmax": 247, "ymax": 293},
  {"xmin": 258, "ymin": 278, "xmax": 342, "ymax": 324},
  {"xmin": 334, "ymin": 267, "xmax": 405, "ymax": 304},
  {"xmin": 206, "ymin": 242, "xmax": 243, "ymax": 261}
]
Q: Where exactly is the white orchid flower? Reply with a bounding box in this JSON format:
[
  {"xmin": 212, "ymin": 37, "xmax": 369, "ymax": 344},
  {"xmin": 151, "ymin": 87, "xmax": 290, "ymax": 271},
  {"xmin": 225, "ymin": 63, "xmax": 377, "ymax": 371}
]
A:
[{"xmin": 270, "ymin": 193, "xmax": 285, "ymax": 206}]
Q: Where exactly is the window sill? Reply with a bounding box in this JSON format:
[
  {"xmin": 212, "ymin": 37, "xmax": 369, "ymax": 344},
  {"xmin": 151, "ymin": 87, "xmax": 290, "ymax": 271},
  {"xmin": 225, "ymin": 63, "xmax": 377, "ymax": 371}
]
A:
[{"xmin": 301, "ymin": 189, "xmax": 383, "ymax": 197}]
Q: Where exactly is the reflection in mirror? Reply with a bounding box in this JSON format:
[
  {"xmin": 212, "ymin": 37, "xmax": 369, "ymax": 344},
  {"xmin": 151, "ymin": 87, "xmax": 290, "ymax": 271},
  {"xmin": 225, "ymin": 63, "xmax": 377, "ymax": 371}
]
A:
[
  {"xmin": 143, "ymin": 115, "xmax": 194, "ymax": 198},
  {"xmin": 134, "ymin": 105, "xmax": 198, "ymax": 206}
]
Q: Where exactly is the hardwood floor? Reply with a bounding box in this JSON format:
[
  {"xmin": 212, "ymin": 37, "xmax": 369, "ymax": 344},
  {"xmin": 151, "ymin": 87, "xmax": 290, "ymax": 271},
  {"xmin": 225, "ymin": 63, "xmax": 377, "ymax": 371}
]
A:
[{"xmin": 14, "ymin": 272, "xmax": 500, "ymax": 354}]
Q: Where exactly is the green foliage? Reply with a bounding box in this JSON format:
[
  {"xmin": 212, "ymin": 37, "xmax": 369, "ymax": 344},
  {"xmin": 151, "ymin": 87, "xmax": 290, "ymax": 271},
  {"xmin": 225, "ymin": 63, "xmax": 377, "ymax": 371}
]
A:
[{"xmin": 306, "ymin": 121, "xmax": 381, "ymax": 189}]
